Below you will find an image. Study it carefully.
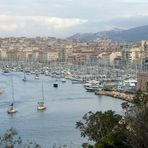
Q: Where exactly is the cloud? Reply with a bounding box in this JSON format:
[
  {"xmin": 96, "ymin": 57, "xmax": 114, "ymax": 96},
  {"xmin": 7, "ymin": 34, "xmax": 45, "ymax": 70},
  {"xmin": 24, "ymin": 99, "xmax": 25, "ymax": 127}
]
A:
[
  {"xmin": 0, "ymin": 15, "xmax": 86, "ymax": 31},
  {"xmin": 44, "ymin": 17, "xmax": 86, "ymax": 29},
  {"xmin": 0, "ymin": 24, "xmax": 18, "ymax": 31},
  {"xmin": 0, "ymin": 15, "xmax": 87, "ymax": 37}
]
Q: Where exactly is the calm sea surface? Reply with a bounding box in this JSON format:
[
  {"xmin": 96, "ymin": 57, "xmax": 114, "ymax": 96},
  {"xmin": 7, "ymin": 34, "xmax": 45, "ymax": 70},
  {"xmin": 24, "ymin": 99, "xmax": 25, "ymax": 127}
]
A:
[{"xmin": 0, "ymin": 72, "xmax": 124, "ymax": 147}]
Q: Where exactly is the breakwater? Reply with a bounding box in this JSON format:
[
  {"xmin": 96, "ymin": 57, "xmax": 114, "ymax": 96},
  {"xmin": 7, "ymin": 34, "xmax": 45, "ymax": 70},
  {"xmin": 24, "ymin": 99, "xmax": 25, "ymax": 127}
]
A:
[{"xmin": 95, "ymin": 90, "xmax": 134, "ymax": 102}]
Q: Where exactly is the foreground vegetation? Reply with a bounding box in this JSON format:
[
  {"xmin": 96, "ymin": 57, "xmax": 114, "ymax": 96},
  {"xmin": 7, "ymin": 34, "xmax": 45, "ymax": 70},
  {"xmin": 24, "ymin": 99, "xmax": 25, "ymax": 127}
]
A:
[
  {"xmin": 76, "ymin": 90, "xmax": 148, "ymax": 148},
  {"xmin": 0, "ymin": 128, "xmax": 41, "ymax": 148}
]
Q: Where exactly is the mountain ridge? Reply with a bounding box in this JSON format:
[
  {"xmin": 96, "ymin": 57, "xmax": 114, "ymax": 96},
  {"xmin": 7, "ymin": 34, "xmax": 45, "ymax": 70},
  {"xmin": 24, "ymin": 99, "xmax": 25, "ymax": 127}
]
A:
[{"xmin": 67, "ymin": 25, "xmax": 148, "ymax": 41}]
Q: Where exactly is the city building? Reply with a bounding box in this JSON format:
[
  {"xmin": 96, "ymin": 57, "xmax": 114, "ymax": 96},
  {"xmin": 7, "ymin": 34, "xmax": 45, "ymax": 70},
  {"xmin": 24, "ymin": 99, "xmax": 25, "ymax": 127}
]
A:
[{"xmin": 137, "ymin": 72, "xmax": 148, "ymax": 92}]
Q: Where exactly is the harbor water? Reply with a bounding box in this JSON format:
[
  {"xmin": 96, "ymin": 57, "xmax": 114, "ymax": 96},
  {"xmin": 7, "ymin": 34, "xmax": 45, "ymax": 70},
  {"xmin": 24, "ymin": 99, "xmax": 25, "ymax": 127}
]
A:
[{"xmin": 0, "ymin": 72, "xmax": 124, "ymax": 147}]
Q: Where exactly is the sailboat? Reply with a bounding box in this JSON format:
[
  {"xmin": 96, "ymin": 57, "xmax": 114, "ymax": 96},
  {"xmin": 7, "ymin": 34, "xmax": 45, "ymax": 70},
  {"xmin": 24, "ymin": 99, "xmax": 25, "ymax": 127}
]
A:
[
  {"xmin": 37, "ymin": 81, "xmax": 46, "ymax": 110},
  {"xmin": 34, "ymin": 73, "xmax": 39, "ymax": 80},
  {"xmin": 22, "ymin": 72, "xmax": 27, "ymax": 82},
  {"xmin": 7, "ymin": 77, "xmax": 17, "ymax": 114}
]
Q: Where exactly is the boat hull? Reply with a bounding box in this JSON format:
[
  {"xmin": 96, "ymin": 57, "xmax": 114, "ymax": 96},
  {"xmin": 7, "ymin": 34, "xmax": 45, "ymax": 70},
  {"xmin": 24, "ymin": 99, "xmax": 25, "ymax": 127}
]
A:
[
  {"xmin": 7, "ymin": 108, "xmax": 17, "ymax": 114},
  {"xmin": 37, "ymin": 106, "xmax": 46, "ymax": 110},
  {"xmin": 37, "ymin": 101, "xmax": 46, "ymax": 110},
  {"xmin": 85, "ymin": 86, "xmax": 98, "ymax": 92}
]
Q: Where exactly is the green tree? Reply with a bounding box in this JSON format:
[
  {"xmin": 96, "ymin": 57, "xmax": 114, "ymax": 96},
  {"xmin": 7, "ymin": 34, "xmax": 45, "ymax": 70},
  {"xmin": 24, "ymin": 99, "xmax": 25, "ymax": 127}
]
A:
[
  {"xmin": 122, "ymin": 90, "xmax": 148, "ymax": 148},
  {"xmin": 95, "ymin": 132, "xmax": 128, "ymax": 148},
  {"xmin": 76, "ymin": 110, "xmax": 123, "ymax": 147},
  {"xmin": 0, "ymin": 128, "xmax": 41, "ymax": 148},
  {"xmin": 76, "ymin": 90, "xmax": 148, "ymax": 148}
]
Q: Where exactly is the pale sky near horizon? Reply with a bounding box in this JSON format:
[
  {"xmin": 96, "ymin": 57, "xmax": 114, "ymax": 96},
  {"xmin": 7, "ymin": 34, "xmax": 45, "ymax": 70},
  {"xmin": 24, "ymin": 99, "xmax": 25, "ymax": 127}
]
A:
[{"xmin": 0, "ymin": 0, "xmax": 148, "ymax": 38}]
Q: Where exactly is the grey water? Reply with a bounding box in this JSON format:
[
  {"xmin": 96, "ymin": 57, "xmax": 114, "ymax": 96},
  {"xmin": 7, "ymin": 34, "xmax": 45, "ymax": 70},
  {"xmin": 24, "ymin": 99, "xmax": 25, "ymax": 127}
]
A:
[{"xmin": 0, "ymin": 72, "xmax": 124, "ymax": 147}]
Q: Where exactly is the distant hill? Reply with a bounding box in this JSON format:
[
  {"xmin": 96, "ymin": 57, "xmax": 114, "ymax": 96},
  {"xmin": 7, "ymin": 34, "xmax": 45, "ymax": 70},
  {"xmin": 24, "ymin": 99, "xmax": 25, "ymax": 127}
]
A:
[{"xmin": 68, "ymin": 25, "xmax": 148, "ymax": 41}]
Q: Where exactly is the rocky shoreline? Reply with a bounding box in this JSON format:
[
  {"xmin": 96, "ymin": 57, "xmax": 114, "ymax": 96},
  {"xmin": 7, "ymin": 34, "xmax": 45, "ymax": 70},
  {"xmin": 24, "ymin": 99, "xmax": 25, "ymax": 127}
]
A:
[{"xmin": 95, "ymin": 90, "xmax": 134, "ymax": 102}]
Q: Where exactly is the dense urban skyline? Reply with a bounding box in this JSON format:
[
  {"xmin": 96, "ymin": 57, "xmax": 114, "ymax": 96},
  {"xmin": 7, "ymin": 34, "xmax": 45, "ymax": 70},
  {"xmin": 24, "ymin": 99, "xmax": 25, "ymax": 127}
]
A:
[{"xmin": 0, "ymin": 0, "xmax": 148, "ymax": 37}]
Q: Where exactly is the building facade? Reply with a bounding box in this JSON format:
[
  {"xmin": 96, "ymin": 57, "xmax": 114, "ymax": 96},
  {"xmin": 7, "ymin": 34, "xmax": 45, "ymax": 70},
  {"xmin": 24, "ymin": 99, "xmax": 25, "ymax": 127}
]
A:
[{"xmin": 137, "ymin": 72, "xmax": 148, "ymax": 92}]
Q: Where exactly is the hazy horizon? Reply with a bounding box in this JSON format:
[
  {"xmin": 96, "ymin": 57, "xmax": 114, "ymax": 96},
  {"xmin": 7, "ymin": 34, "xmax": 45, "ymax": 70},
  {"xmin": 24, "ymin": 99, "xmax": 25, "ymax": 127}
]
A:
[{"xmin": 0, "ymin": 0, "xmax": 148, "ymax": 38}]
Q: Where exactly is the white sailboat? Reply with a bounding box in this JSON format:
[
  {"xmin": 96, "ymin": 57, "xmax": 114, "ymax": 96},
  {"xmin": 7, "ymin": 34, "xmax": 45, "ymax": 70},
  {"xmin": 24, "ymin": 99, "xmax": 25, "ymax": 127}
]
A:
[
  {"xmin": 34, "ymin": 73, "xmax": 39, "ymax": 80},
  {"xmin": 37, "ymin": 81, "xmax": 46, "ymax": 110},
  {"xmin": 7, "ymin": 77, "xmax": 17, "ymax": 114},
  {"xmin": 22, "ymin": 72, "xmax": 27, "ymax": 82}
]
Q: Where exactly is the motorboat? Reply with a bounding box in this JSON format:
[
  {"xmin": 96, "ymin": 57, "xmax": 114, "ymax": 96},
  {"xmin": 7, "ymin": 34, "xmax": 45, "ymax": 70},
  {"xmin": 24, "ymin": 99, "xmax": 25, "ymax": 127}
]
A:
[
  {"xmin": 85, "ymin": 85, "xmax": 99, "ymax": 92},
  {"xmin": 61, "ymin": 78, "xmax": 66, "ymax": 83}
]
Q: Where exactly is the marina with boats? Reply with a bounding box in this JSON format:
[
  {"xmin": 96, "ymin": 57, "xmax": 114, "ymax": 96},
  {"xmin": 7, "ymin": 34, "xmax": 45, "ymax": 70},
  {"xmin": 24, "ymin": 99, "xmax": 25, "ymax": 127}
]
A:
[
  {"xmin": 0, "ymin": 59, "xmax": 143, "ymax": 147},
  {"xmin": 0, "ymin": 61, "xmax": 138, "ymax": 102}
]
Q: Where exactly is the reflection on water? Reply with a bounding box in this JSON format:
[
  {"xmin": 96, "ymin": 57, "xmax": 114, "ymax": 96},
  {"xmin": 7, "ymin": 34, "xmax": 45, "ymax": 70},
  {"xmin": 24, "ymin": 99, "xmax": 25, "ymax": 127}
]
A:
[{"xmin": 0, "ymin": 72, "xmax": 124, "ymax": 147}]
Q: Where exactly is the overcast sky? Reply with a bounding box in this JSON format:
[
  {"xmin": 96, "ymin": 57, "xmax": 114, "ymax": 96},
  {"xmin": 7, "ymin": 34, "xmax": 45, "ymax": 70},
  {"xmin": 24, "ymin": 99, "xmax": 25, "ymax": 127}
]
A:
[{"xmin": 0, "ymin": 0, "xmax": 148, "ymax": 38}]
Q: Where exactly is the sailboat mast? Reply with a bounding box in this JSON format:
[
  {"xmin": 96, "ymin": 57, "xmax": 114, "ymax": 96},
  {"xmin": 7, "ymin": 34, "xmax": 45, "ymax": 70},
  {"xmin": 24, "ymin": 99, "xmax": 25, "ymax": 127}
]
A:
[
  {"xmin": 24, "ymin": 72, "xmax": 26, "ymax": 79},
  {"xmin": 11, "ymin": 76, "xmax": 15, "ymax": 102},
  {"xmin": 42, "ymin": 81, "xmax": 44, "ymax": 101}
]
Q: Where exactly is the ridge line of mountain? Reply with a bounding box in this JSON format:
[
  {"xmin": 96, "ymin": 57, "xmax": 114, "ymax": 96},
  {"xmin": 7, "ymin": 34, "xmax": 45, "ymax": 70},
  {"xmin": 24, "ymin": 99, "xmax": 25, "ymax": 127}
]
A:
[{"xmin": 67, "ymin": 25, "xmax": 148, "ymax": 41}]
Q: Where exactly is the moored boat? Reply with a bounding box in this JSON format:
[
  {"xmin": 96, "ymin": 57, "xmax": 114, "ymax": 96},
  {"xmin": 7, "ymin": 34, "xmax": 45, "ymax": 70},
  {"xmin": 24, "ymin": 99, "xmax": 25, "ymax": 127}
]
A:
[
  {"xmin": 7, "ymin": 76, "xmax": 18, "ymax": 114},
  {"xmin": 35, "ymin": 73, "xmax": 39, "ymax": 79},
  {"xmin": 61, "ymin": 78, "xmax": 66, "ymax": 83},
  {"xmin": 37, "ymin": 81, "xmax": 46, "ymax": 110},
  {"xmin": 85, "ymin": 86, "xmax": 99, "ymax": 92},
  {"xmin": 37, "ymin": 101, "xmax": 46, "ymax": 110},
  {"xmin": 22, "ymin": 73, "xmax": 27, "ymax": 82},
  {"xmin": 7, "ymin": 103, "xmax": 17, "ymax": 114}
]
